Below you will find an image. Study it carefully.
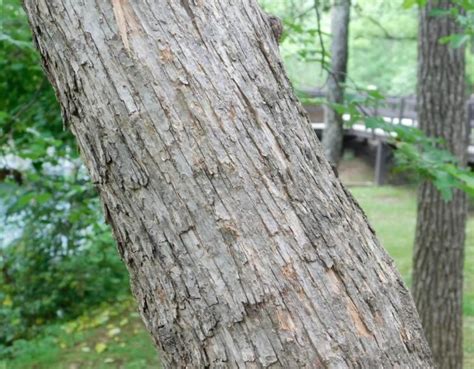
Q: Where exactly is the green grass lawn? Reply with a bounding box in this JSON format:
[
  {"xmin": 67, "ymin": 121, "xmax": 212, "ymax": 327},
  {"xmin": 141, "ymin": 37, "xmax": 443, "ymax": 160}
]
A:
[{"xmin": 2, "ymin": 186, "xmax": 473, "ymax": 368}]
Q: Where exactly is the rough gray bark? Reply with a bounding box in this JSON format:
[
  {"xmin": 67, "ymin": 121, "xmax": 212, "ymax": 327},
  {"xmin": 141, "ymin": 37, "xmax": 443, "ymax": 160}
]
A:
[
  {"xmin": 413, "ymin": 1, "xmax": 468, "ymax": 368},
  {"xmin": 24, "ymin": 0, "xmax": 433, "ymax": 367},
  {"xmin": 322, "ymin": 0, "xmax": 351, "ymax": 166}
]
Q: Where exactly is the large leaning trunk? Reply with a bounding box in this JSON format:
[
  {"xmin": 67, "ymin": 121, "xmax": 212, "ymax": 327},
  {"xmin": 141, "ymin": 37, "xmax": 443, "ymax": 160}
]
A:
[
  {"xmin": 322, "ymin": 0, "xmax": 351, "ymax": 166},
  {"xmin": 413, "ymin": 1, "xmax": 467, "ymax": 368},
  {"xmin": 24, "ymin": 1, "xmax": 432, "ymax": 367}
]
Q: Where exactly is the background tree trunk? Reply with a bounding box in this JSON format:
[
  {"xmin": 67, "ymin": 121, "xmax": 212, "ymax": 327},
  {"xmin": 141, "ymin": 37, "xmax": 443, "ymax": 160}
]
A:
[
  {"xmin": 413, "ymin": 1, "xmax": 468, "ymax": 368},
  {"xmin": 322, "ymin": 0, "xmax": 351, "ymax": 166},
  {"xmin": 24, "ymin": 0, "xmax": 432, "ymax": 367}
]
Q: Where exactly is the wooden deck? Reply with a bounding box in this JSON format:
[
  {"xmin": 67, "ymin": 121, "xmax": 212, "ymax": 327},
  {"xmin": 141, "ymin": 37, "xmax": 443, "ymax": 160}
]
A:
[{"xmin": 302, "ymin": 91, "xmax": 474, "ymax": 184}]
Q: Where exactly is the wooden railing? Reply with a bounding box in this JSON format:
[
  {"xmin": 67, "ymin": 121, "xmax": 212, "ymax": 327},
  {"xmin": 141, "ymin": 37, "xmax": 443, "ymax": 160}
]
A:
[{"xmin": 302, "ymin": 88, "xmax": 474, "ymax": 184}]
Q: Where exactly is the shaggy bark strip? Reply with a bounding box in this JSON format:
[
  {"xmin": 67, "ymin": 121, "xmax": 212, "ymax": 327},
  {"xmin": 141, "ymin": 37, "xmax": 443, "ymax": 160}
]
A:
[
  {"xmin": 24, "ymin": 0, "xmax": 433, "ymax": 367},
  {"xmin": 414, "ymin": 1, "xmax": 468, "ymax": 368}
]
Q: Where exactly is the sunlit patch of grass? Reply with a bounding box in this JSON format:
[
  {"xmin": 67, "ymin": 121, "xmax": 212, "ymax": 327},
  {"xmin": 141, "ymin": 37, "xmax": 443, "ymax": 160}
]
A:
[
  {"xmin": 1, "ymin": 299, "xmax": 160, "ymax": 369},
  {"xmin": 350, "ymin": 186, "xmax": 417, "ymax": 282}
]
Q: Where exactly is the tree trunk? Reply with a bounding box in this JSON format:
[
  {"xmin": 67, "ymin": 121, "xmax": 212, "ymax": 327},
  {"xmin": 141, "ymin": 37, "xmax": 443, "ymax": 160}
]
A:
[
  {"xmin": 24, "ymin": 0, "xmax": 432, "ymax": 367},
  {"xmin": 322, "ymin": 0, "xmax": 351, "ymax": 166},
  {"xmin": 413, "ymin": 1, "xmax": 468, "ymax": 368}
]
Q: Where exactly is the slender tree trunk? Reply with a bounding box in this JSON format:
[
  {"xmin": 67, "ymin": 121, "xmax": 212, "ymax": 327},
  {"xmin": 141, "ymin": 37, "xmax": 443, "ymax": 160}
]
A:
[
  {"xmin": 24, "ymin": 0, "xmax": 432, "ymax": 367},
  {"xmin": 413, "ymin": 1, "xmax": 468, "ymax": 368},
  {"xmin": 322, "ymin": 0, "xmax": 351, "ymax": 166}
]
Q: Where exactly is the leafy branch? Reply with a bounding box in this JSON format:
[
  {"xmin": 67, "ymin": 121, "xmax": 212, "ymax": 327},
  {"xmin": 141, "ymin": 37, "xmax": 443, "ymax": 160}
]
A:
[{"xmin": 301, "ymin": 88, "xmax": 474, "ymax": 200}]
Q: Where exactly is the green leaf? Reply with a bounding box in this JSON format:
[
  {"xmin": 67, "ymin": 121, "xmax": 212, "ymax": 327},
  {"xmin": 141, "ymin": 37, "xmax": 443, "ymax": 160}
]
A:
[
  {"xmin": 433, "ymin": 172, "xmax": 456, "ymax": 201},
  {"xmin": 439, "ymin": 34, "xmax": 470, "ymax": 48},
  {"xmin": 430, "ymin": 8, "xmax": 453, "ymax": 17},
  {"xmin": 402, "ymin": 0, "xmax": 427, "ymax": 9},
  {"xmin": 364, "ymin": 117, "xmax": 385, "ymax": 129},
  {"xmin": 95, "ymin": 342, "xmax": 107, "ymax": 353},
  {"xmin": 35, "ymin": 193, "xmax": 52, "ymax": 204}
]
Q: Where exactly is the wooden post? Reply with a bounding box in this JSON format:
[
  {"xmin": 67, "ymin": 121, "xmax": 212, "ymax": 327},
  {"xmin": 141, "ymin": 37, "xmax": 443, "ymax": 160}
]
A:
[
  {"xmin": 374, "ymin": 140, "xmax": 387, "ymax": 186},
  {"xmin": 398, "ymin": 98, "xmax": 406, "ymax": 125},
  {"xmin": 468, "ymin": 98, "xmax": 474, "ymax": 146},
  {"xmin": 372, "ymin": 101, "xmax": 379, "ymax": 139}
]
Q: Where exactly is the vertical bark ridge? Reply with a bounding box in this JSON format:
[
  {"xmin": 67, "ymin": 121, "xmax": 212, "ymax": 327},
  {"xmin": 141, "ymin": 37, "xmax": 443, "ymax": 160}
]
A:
[
  {"xmin": 414, "ymin": 1, "xmax": 467, "ymax": 368},
  {"xmin": 25, "ymin": 0, "xmax": 433, "ymax": 367}
]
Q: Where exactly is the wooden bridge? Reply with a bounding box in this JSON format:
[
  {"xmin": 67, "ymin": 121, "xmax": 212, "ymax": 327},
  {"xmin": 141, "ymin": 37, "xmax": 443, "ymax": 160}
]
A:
[{"xmin": 302, "ymin": 89, "xmax": 474, "ymax": 185}]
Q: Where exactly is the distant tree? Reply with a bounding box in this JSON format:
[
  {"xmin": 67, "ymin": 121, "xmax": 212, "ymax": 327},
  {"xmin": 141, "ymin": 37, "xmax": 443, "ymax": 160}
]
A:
[
  {"xmin": 413, "ymin": 1, "xmax": 468, "ymax": 368},
  {"xmin": 24, "ymin": 0, "xmax": 433, "ymax": 367},
  {"xmin": 322, "ymin": 0, "xmax": 351, "ymax": 166}
]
